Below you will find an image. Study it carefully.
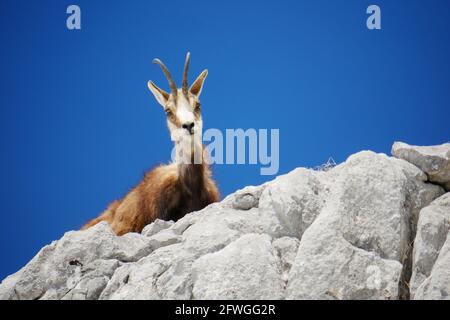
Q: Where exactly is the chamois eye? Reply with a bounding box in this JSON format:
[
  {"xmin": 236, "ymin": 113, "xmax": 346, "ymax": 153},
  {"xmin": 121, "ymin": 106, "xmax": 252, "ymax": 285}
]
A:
[
  {"xmin": 195, "ymin": 102, "xmax": 201, "ymax": 111},
  {"xmin": 165, "ymin": 109, "xmax": 172, "ymax": 116}
]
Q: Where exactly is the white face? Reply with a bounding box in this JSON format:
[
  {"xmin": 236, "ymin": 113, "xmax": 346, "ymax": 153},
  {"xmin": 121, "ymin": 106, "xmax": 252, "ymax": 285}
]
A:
[
  {"xmin": 148, "ymin": 68, "xmax": 208, "ymax": 143},
  {"xmin": 165, "ymin": 90, "xmax": 203, "ymax": 142}
]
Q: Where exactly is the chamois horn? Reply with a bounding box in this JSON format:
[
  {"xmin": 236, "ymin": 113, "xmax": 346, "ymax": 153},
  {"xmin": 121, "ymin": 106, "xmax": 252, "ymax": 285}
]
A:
[
  {"xmin": 182, "ymin": 52, "xmax": 190, "ymax": 96},
  {"xmin": 153, "ymin": 58, "xmax": 178, "ymax": 97}
]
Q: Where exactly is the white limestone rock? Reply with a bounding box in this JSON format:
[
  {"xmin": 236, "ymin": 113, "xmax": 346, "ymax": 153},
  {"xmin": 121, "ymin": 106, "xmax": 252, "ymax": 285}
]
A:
[
  {"xmin": 410, "ymin": 193, "xmax": 450, "ymax": 297},
  {"xmin": 1, "ymin": 145, "xmax": 447, "ymax": 300},
  {"xmin": 392, "ymin": 141, "xmax": 450, "ymax": 191}
]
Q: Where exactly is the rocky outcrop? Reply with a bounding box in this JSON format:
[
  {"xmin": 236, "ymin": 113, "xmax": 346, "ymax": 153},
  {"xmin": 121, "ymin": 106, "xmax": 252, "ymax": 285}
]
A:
[
  {"xmin": 0, "ymin": 224, "xmax": 153, "ymax": 300},
  {"xmin": 392, "ymin": 141, "xmax": 450, "ymax": 191},
  {"xmin": 1, "ymin": 142, "xmax": 449, "ymax": 300},
  {"xmin": 414, "ymin": 233, "xmax": 450, "ymax": 300},
  {"xmin": 410, "ymin": 193, "xmax": 450, "ymax": 299},
  {"xmin": 285, "ymin": 152, "xmax": 442, "ymax": 300}
]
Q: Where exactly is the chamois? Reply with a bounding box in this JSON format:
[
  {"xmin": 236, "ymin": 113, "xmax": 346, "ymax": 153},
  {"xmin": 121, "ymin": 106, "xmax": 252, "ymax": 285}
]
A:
[{"xmin": 82, "ymin": 53, "xmax": 220, "ymax": 235}]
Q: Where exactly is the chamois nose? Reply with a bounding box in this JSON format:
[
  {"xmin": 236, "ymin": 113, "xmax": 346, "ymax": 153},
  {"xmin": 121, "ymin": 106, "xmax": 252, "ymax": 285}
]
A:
[{"xmin": 182, "ymin": 122, "xmax": 195, "ymax": 133}]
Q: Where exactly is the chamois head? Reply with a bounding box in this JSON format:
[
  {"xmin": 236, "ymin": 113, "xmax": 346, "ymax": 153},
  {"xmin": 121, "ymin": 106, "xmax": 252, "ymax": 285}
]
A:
[{"xmin": 147, "ymin": 53, "xmax": 208, "ymax": 142}]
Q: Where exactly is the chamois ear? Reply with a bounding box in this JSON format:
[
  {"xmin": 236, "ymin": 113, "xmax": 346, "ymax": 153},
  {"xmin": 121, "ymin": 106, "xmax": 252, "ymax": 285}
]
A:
[
  {"xmin": 189, "ymin": 69, "xmax": 208, "ymax": 97},
  {"xmin": 147, "ymin": 81, "xmax": 170, "ymax": 107}
]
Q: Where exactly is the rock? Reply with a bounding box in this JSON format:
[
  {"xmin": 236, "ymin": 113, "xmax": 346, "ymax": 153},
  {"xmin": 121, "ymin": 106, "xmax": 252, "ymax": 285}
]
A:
[
  {"xmin": 170, "ymin": 213, "xmax": 199, "ymax": 234},
  {"xmin": 222, "ymin": 185, "xmax": 266, "ymax": 210},
  {"xmin": 99, "ymin": 207, "xmax": 244, "ymax": 300},
  {"xmin": 410, "ymin": 193, "xmax": 450, "ymax": 297},
  {"xmin": 1, "ymin": 145, "xmax": 448, "ymax": 300},
  {"xmin": 286, "ymin": 230, "xmax": 403, "ymax": 300},
  {"xmin": 392, "ymin": 141, "xmax": 450, "ymax": 191},
  {"xmin": 61, "ymin": 259, "xmax": 121, "ymax": 300},
  {"xmin": 142, "ymin": 219, "xmax": 174, "ymax": 237},
  {"xmin": 414, "ymin": 231, "xmax": 450, "ymax": 300},
  {"xmin": 258, "ymin": 168, "xmax": 328, "ymax": 238},
  {"xmin": 100, "ymin": 244, "xmax": 194, "ymax": 300},
  {"xmin": 285, "ymin": 152, "xmax": 443, "ymax": 299},
  {"xmin": 192, "ymin": 234, "xmax": 284, "ymax": 299},
  {"xmin": 147, "ymin": 229, "xmax": 182, "ymax": 251},
  {"xmin": 272, "ymin": 237, "xmax": 300, "ymax": 286},
  {"xmin": 0, "ymin": 222, "xmax": 152, "ymax": 300}
]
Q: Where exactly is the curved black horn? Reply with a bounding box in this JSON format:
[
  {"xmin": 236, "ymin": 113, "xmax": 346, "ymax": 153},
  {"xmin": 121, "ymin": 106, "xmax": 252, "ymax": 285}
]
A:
[
  {"xmin": 182, "ymin": 52, "xmax": 190, "ymax": 96},
  {"xmin": 153, "ymin": 58, "xmax": 178, "ymax": 96}
]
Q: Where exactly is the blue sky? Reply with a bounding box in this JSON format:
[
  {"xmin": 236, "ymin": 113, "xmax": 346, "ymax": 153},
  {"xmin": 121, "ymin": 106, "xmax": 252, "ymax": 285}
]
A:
[{"xmin": 0, "ymin": 0, "xmax": 449, "ymax": 279}]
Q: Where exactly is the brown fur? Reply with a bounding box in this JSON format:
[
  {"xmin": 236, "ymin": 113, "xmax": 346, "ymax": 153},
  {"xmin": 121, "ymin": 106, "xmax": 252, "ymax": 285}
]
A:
[{"xmin": 82, "ymin": 159, "xmax": 219, "ymax": 235}]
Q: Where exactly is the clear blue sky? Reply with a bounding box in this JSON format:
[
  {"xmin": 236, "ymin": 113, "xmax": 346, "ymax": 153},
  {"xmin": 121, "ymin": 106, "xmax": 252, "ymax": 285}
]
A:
[{"xmin": 0, "ymin": 0, "xmax": 449, "ymax": 279}]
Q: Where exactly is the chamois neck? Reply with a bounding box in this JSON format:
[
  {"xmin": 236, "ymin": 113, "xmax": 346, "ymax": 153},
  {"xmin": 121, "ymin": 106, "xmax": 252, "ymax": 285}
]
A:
[{"xmin": 174, "ymin": 135, "xmax": 206, "ymax": 195}]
